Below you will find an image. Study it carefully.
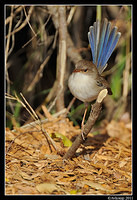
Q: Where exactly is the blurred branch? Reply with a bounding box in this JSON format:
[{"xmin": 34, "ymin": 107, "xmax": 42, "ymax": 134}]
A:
[
  {"xmin": 22, "ymin": 14, "xmax": 51, "ymax": 48},
  {"xmin": 122, "ymin": 26, "xmax": 131, "ymax": 99},
  {"xmin": 27, "ymin": 30, "xmax": 58, "ymax": 92},
  {"xmin": 56, "ymin": 6, "xmax": 67, "ymax": 111},
  {"xmin": 113, "ymin": 20, "xmax": 131, "ymax": 120},
  {"xmin": 112, "ymin": 22, "xmax": 131, "ymax": 120},
  {"xmin": 5, "ymin": 6, "xmax": 14, "ymax": 113},
  {"xmin": 47, "ymin": 5, "xmax": 82, "ymax": 64},
  {"xmin": 5, "ymin": 6, "xmax": 14, "ymax": 65}
]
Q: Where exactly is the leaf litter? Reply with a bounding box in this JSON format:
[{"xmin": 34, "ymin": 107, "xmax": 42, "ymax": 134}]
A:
[{"xmin": 5, "ymin": 116, "xmax": 132, "ymax": 195}]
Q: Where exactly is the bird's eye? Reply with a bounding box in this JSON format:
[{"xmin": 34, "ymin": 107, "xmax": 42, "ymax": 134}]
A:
[{"xmin": 83, "ymin": 69, "xmax": 88, "ymax": 72}]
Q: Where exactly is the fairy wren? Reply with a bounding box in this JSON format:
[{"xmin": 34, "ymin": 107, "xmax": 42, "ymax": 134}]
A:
[{"xmin": 68, "ymin": 18, "xmax": 121, "ymax": 103}]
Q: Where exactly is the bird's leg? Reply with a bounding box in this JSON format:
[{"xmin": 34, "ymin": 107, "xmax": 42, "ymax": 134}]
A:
[
  {"xmin": 81, "ymin": 106, "xmax": 87, "ymax": 128},
  {"xmin": 81, "ymin": 102, "xmax": 89, "ymax": 140}
]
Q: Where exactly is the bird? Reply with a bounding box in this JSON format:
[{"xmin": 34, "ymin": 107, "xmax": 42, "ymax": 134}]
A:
[{"xmin": 68, "ymin": 18, "xmax": 121, "ymax": 128}]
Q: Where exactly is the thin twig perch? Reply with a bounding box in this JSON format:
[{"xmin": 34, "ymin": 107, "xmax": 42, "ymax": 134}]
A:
[{"xmin": 63, "ymin": 89, "xmax": 108, "ymax": 160}]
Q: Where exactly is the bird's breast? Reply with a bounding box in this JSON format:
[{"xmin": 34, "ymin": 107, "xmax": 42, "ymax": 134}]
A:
[{"xmin": 68, "ymin": 72, "xmax": 101, "ymax": 102}]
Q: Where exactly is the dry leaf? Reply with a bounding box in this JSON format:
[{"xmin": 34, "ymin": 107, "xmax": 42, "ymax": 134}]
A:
[
  {"xmin": 36, "ymin": 182, "xmax": 65, "ymax": 194},
  {"xmin": 106, "ymin": 120, "xmax": 131, "ymax": 141},
  {"xmin": 82, "ymin": 180, "xmax": 111, "ymax": 192}
]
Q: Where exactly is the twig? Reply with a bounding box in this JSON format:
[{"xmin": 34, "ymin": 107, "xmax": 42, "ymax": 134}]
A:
[
  {"xmin": 6, "ymin": 93, "xmax": 40, "ymax": 123},
  {"xmin": 66, "ymin": 97, "xmax": 76, "ymax": 114},
  {"xmin": 22, "ymin": 14, "xmax": 51, "ymax": 48},
  {"xmin": 41, "ymin": 105, "xmax": 53, "ymax": 120},
  {"xmin": 5, "ymin": 6, "xmax": 23, "ymax": 25},
  {"xmin": 67, "ymin": 6, "xmax": 76, "ymax": 25},
  {"xmin": 20, "ymin": 93, "xmax": 39, "ymax": 121},
  {"xmin": 41, "ymin": 127, "xmax": 65, "ymax": 155},
  {"xmin": 63, "ymin": 97, "xmax": 76, "ymax": 117},
  {"xmin": 6, "ymin": 6, "xmax": 34, "ymax": 38},
  {"xmin": 6, "ymin": 92, "xmax": 66, "ymax": 155},
  {"xmin": 15, "ymin": 108, "xmax": 67, "ymax": 130},
  {"xmin": 23, "ymin": 6, "xmax": 36, "ymax": 36},
  {"xmin": 63, "ymin": 89, "xmax": 108, "ymax": 159}
]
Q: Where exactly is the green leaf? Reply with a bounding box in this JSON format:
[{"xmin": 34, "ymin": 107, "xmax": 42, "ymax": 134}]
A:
[
  {"xmin": 111, "ymin": 71, "xmax": 122, "ymax": 100},
  {"xmin": 50, "ymin": 132, "xmax": 72, "ymax": 147}
]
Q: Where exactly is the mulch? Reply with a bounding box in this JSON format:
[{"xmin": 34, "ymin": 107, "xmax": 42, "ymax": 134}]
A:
[{"xmin": 5, "ymin": 117, "xmax": 132, "ymax": 195}]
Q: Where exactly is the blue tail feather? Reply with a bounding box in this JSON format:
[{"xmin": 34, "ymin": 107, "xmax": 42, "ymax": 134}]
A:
[
  {"xmin": 98, "ymin": 22, "xmax": 111, "ymax": 68},
  {"xmin": 94, "ymin": 20, "xmax": 100, "ymax": 64},
  {"xmin": 96, "ymin": 18, "xmax": 108, "ymax": 68},
  {"xmin": 99, "ymin": 26, "xmax": 117, "ymax": 67},
  {"xmin": 88, "ymin": 18, "xmax": 121, "ymax": 74},
  {"xmin": 88, "ymin": 27, "xmax": 95, "ymax": 63},
  {"xmin": 101, "ymin": 32, "xmax": 121, "ymax": 67}
]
